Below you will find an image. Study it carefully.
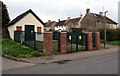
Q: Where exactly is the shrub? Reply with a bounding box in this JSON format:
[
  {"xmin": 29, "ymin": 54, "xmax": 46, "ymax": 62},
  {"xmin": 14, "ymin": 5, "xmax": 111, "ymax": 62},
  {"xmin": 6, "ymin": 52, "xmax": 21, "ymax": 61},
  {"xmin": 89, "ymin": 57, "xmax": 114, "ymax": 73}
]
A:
[{"xmin": 99, "ymin": 28, "xmax": 120, "ymax": 41}]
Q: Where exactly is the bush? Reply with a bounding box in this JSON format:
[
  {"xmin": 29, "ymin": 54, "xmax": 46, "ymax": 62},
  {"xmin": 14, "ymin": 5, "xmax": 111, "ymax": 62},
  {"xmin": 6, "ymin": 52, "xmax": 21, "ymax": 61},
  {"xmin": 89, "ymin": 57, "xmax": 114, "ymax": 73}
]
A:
[
  {"xmin": 107, "ymin": 41, "xmax": 120, "ymax": 46},
  {"xmin": 99, "ymin": 28, "xmax": 120, "ymax": 41}
]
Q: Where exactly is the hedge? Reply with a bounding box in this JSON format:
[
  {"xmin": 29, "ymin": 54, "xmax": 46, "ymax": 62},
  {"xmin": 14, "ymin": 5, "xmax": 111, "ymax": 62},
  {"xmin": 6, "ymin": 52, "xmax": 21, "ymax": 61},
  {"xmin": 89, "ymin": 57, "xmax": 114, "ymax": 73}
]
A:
[{"xmin": 99, "ymin": 28, "xmax": 120, "ymax": 41}]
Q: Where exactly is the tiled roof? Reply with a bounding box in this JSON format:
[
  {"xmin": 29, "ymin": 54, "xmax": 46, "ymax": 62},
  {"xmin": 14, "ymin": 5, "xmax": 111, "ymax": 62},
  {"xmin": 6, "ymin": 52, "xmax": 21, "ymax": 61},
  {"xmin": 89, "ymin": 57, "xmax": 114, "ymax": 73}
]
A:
[
  {"xmin": 45, "ymin": 21, "xmax": 56, "ymax": 27},
  {"xmin": 55, "ymin": 17, "xmax": 81, "ymax": 26},
  {"xmin": 55, "ymin": 20, "xmax": 67, "ymax": 26},
  {"xmin": 91, "ymin": 13, "xmax": 117, "ymax": 24},
  {"xmin": 7, "ymin": 9, "xmax": 45, "ymax": 27},
  {"xmin": 68, "ymin": 17, "xmax": 80, "ymax": 25}
]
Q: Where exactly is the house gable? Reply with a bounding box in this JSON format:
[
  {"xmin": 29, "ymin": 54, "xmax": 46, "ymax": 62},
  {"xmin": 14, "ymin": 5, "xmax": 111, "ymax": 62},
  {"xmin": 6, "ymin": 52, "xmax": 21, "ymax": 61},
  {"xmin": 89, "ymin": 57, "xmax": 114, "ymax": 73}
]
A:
[
  {"xmin": 8, "ymin": 9, "xmax": 44, "ymax": 27},
  {"xmin": 7, "ymin": 9, "xmax": 45, "ymax": 40}
]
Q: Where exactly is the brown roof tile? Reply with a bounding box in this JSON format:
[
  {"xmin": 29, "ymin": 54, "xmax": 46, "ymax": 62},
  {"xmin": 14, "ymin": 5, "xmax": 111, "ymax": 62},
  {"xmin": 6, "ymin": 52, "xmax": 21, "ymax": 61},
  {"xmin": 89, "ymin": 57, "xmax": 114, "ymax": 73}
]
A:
[
  {"xmin": 55, "ymin": 17, "xmax": 81, "ymax": 27},
  {"xmin": 91, "ymin": 13, "xmax": 117, "ymax": 24}
]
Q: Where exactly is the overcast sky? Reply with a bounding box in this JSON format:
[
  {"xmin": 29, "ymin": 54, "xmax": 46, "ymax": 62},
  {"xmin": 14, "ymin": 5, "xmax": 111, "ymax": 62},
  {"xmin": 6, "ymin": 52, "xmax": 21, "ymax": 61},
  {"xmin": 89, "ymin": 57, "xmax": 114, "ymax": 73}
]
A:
[{"xmin": 2, "ymin": 0, "xmax": 119, "ymax": 23}]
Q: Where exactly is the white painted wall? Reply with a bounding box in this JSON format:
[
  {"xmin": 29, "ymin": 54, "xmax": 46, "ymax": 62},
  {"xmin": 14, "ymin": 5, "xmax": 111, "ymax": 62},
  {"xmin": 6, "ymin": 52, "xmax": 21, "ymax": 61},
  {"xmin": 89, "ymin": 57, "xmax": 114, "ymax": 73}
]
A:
[
  {"xmin": 8, "ymin": 13, "xmax": 44, "ymax": 41},
  {"xmin": 54, "ymin": 26, "xmax": 66, "ymax": 31}
]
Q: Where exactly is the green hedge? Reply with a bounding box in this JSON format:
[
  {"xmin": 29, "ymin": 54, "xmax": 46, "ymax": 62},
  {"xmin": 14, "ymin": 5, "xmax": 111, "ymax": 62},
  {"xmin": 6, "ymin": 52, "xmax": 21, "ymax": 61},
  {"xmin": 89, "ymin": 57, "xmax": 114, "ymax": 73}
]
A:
[{"xmin": 99, "ymin": 28, "xmax": 120, "ymax": 41}]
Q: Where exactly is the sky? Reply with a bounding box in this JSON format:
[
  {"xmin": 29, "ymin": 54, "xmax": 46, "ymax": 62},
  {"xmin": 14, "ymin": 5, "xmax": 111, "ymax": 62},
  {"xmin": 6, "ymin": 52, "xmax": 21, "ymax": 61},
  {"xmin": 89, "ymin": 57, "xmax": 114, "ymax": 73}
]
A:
[
  {"xmin": 2, "ymin": 0, "xmax": 119, "ymax": 23},
  {"xmin": 118, "ymin": 1, "xmax": 120, "ymax": 27}
]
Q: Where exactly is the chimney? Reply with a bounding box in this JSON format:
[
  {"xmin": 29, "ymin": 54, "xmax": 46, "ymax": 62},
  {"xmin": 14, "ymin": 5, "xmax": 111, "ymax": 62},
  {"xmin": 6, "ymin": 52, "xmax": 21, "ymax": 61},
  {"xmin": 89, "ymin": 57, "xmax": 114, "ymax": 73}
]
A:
[
  {"xmin": 68, "ymin": 17, "xmax": 70, "ymax": 20},
  {"xmin": 58, "ymin": 19, "xmax": 60, "ymax": 22},
  {"xmin": 48, "ymin": 20, "xmax": 51, "ymax": 22},
  {"xmin": 99, "ymin": 12, "xmax": 104, "ymax": 16},
  {"xmin": 80, "ymin": 14, "xmax": 83, "ymax": 18},
  {"xmin": 86, "ymin": 8, "xmax": 90, "ymax": 14}
]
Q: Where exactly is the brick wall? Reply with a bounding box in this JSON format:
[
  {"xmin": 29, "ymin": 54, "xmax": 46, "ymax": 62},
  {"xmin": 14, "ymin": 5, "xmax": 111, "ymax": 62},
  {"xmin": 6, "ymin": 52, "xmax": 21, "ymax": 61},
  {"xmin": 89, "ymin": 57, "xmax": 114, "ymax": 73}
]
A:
[
  {"xmin": 95, "ymin": 32, "xmax": 100, "ymax": 50},
  {"xmin": 86, "ymin": 32, "xmax": 93, "ymax": 51},
  {"xmin": 60, "ymin": 32, "xmax": 67, "ymax": 54},
  {"xmin": 44, "ymin": 32, "xmax": 53, "ymax": 54}
]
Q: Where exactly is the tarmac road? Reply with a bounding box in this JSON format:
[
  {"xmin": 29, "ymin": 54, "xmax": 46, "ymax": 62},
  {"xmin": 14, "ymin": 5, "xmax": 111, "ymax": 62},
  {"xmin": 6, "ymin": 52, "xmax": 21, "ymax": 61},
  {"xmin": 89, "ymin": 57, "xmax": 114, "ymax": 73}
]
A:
[{"xmin": 3, "ymin": 52, "xmax": 118, "ymax": 74}]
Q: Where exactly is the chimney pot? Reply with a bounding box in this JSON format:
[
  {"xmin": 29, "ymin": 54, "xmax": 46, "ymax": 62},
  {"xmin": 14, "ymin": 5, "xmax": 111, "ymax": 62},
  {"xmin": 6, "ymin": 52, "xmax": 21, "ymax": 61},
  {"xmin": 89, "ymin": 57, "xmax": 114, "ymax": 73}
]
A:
[{"xmin": 86, "ymin": 8, "xmax": 90, "ymax": 14}]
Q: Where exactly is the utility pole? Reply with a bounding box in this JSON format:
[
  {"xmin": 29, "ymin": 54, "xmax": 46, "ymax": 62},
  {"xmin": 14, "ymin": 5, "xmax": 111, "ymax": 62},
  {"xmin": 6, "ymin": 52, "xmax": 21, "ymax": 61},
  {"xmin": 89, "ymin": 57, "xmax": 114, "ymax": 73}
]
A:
[{"xmin": 104, "ymin": 11, "xmax": 108, "ymax": 48}]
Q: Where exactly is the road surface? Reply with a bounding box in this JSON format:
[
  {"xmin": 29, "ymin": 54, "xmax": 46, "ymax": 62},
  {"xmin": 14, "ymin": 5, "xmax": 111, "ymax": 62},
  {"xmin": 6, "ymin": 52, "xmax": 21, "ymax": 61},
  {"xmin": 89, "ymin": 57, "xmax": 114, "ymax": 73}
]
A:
[
  {"xmin": 2, "ymin": 57, "xmax": 34, "ymax": 70},
  {"xmin": 3, "ymin": 52, "xmax": 118, "ymax": 74}
]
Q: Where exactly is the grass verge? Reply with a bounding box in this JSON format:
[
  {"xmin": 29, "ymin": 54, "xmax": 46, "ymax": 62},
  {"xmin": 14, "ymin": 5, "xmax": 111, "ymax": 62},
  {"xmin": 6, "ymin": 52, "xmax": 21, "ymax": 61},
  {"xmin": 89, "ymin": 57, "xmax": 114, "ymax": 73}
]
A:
[
  {"xmin": 2, "ymin": 39, "xmax": 46, "ymax": 58},
  {"xmin": 100, "ymin": 40, "xmax": 120, "ymax": 46}
]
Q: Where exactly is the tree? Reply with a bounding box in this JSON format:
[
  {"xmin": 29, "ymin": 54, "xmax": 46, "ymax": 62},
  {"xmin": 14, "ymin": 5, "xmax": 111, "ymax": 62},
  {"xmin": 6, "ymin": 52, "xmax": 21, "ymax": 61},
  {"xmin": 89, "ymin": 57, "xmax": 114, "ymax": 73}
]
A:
[{"xmin": 0, "ymin": 1, "xmax": 10, "ymax": 39}]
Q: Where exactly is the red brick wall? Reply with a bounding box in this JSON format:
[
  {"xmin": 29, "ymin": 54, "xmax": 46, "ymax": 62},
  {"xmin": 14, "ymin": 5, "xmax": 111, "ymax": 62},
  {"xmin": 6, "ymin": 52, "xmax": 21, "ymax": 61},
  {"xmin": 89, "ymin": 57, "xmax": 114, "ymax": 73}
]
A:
[
  {"xmin": 86, "ymin": 32, "xmax": 93, "ymax": 51},
  {"xmin": 95, "ymin": 32, "xmax": 100, "ymax": 50},
  {"xmin": 60, "ymin": 32, "xmax": 67, "ymax": 54},
  {"xmin": 44, "ymin": 32, "xmax": 53, "ymax": 54}
]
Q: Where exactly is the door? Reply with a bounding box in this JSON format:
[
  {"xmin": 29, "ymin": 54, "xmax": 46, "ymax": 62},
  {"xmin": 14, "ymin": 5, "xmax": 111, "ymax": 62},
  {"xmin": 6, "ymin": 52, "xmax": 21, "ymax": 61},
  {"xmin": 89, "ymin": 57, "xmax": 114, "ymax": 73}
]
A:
[{"xmin": 25, "ymin": 25, "xmax": 35, "ymax": 41}]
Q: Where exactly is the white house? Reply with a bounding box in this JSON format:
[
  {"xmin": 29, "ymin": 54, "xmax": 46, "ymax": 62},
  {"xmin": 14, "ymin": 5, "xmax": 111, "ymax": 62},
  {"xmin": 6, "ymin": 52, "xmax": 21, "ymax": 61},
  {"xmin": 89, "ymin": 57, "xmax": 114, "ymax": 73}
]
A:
[
  {"xmin": 7, "ymin": 9, "xmax": 44, "ymax": 41},
  {"xmin": 54, "ymin": 16, "xmax": 83, "ymax": 32}
]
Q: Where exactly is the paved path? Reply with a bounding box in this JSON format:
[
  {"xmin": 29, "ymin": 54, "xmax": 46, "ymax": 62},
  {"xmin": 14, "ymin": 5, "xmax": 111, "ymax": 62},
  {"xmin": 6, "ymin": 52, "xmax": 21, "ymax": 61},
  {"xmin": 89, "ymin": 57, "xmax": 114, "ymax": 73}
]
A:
[
  {"xmin": 3, "ymin": 52, "xmax": 118, "ymax": 74},
  {"xmin": 22, "ymin": 46, "xmax": 118, "ymax": 64},
  {"xmin": 2, "ymin": 45, "xmax": 119, "ymax": 71}
]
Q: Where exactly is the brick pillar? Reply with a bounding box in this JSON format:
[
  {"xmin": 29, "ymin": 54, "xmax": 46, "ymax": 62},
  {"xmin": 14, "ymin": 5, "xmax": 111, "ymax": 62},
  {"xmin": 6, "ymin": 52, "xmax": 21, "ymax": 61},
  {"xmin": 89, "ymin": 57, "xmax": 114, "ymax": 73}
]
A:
[
  {"xmin": 86, "ymin": 32, "xmax": 93, "ymax": 51},
  {"xmin": 95, "ymin": 32, "xmax": 100, "ymax": 50},
  {"xmin": 44, "ymin": 32, "xmax": 53, "ymax": 54},
  {"xmin": 60, "ymin": 32, "xmax": 67, "ymax": 54}
]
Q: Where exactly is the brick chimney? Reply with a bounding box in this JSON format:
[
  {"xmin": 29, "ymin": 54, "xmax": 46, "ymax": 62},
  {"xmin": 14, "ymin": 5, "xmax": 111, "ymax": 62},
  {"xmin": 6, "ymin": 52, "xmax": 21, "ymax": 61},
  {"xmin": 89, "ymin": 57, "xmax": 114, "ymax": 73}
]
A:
[
  {"xmin": 80, "ymin": 14, "xmax": 83, "ymax": 18},
  {"xmin": 99, "ymin": 12, "xmax": 104, "ymax": 16},
  {"xmin": 68, "ymin": 17, "xmax": 70, "ymax": 20},
  {"xmin": 48, "ymin": 20, "xmax": 51, "ymax": 22},
  {"xmin": 86, "ymin": 8, "xmax": 90, "ymax": 14},
  {"xmin": 58, "ymin": 19, "xmax": 60, "ymax": 22}
]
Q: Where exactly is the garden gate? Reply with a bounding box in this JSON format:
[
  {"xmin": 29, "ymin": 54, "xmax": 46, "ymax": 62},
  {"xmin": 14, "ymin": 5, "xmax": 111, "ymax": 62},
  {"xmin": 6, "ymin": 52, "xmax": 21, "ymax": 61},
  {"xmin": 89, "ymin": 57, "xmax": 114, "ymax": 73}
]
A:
[
  {"xmin": 66, "ymin": 32, "xmax": 87, "ymax": 53},
  {"xmin": 14, "ymin": 31, "xmax": 44, "ymax": 52},
  {"xmin": 53, "ymin": 31, "xmax": 60, "ymax": 52}
]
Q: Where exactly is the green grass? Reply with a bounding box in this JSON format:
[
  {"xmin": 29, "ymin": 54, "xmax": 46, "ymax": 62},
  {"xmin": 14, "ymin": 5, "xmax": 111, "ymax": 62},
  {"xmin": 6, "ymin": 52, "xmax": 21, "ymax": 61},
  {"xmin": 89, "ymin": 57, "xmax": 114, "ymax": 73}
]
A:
[
  {"xmin": 107, "ymin": 41, "xmax": 120, "ymax": 46},
  {"xmin": 100, "ymin": 40, "xmax": 120, "ymax": 46},
  {"xmin": 2, "ymin": 39, "xmax": 46, "ymax": 58}
]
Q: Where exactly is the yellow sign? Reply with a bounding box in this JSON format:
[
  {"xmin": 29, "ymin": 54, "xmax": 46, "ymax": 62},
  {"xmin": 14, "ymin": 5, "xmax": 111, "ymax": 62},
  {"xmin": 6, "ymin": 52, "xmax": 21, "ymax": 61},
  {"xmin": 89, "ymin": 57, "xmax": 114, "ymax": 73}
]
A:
[
  {"xmin": 79, "ymin": 36, "xmax": 82, "ymax": 40},
  {"xmin": 21, "ymin": 41, "xmax": 23, "ymax": 44},
  {"xmin": 69, "ymin": 36, "xmax": 71, "ymax": 40}
]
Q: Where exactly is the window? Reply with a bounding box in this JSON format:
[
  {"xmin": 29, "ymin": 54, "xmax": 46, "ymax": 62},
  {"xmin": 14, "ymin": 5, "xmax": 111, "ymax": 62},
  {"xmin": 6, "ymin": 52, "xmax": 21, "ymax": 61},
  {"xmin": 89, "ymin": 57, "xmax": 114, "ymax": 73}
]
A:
[
  {"xmin": 37, "ymin": 27, "xmax": 41, "ymax": 33},
  {"xmin": 16, "ymin": 26, "xmax": 22, "ymax": 31}
]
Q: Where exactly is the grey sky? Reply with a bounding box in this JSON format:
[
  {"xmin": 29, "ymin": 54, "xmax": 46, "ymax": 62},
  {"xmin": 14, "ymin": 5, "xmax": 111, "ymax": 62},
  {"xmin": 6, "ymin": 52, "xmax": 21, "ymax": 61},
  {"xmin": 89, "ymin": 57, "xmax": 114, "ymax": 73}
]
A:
[{"xmin": 2, "ymin": 0, "xmax": 119, "ymax": 23}]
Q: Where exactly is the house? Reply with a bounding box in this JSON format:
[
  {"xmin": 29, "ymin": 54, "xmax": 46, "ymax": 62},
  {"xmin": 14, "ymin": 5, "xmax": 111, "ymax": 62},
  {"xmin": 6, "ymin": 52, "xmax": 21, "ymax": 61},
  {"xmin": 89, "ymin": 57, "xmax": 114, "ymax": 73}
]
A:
[
  {"xmin": 81, "ymin": 8, "xmax": 118, "ymax": 31},
  {"xmin": 44, "ymin": 20, "xmax": 57, "ymax": 31},
  {"xmin": 54, "ymin": 16, "xmax": 83, "ymax": 31},
  {"xmin": 7, "ymin": 9, "xmax": 44, "ymax": 41}
]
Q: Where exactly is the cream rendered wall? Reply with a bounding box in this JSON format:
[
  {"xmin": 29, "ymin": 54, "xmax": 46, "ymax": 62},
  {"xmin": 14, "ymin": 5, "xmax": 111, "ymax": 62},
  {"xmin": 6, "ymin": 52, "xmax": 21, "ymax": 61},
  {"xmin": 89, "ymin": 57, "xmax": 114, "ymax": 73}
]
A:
[{"xmin": 8, "ymin": 13, "xmax": 44, "ymax": 40}]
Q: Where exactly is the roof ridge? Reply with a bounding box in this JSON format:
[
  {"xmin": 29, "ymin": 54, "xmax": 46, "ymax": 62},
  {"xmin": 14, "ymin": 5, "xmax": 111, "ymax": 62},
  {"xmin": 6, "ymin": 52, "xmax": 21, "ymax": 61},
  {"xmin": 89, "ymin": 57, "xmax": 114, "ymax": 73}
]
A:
[{"xmin": 7, "ymin": 9, "xmax": 44, "ymax": 27}]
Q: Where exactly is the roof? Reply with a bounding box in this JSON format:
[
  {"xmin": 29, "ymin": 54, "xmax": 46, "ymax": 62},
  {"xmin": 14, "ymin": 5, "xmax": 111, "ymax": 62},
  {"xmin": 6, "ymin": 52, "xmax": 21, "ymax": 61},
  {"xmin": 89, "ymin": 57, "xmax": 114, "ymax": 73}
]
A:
[
  {"xmin": 90, "ymin": 13, "xmax": 117, "ymax": 24},
  {"xmin": 45, "ymin": 21, "xmax": 57, "ymax": 27},
  {"xmin": 68, "ymin": 17, "xmax": 80, "ymax": 25},
  {"xmin": 7, "ymin": 9, "xmax": 45, "ymax": 27},
  {"xmin": 55, "ymin": 20, "xmax": 67, "ymax": 26},
  {"xmin": 55, "ymin": 17, "xmax": 81, "ymax": 27}
]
